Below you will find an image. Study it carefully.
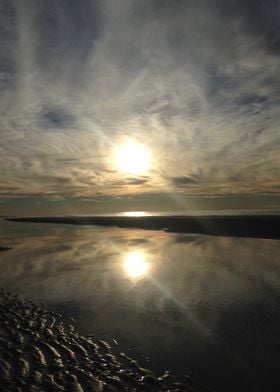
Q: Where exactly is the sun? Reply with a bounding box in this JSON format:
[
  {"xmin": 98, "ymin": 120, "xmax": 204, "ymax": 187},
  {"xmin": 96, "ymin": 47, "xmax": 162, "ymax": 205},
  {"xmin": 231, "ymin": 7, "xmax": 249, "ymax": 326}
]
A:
[{"xmin": 115, "ymin": 142, "xmax": 150, "ymax": 175}]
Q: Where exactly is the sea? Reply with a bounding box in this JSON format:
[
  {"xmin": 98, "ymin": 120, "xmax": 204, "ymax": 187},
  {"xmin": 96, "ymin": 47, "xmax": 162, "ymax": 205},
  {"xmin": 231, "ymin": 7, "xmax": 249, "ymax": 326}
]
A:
[{"xmin": 0, "ymin": 210, "xmax": 280, "ymax": 391}]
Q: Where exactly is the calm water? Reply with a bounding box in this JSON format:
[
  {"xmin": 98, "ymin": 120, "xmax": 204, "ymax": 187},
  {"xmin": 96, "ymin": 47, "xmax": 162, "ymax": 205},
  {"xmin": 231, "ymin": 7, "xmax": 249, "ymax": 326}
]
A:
[{"xmin": 1, "ymin": 218, "xmax": 280, "ymax": 391}]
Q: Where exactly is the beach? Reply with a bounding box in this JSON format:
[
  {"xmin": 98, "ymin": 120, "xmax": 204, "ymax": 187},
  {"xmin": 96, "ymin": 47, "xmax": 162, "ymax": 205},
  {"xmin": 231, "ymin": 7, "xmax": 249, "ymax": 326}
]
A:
[
  {"xmin": 1, "ymin": 217, "xmax": 280, "ymax": 391},
  {"xmin": 0, "ymin": 287, "xmax": 208, "ymax": 392}
]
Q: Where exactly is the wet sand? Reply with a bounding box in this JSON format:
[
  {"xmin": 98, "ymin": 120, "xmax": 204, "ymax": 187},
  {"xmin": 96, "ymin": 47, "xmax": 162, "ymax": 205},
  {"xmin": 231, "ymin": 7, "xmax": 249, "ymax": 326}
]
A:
[
  {"xmin": 0, "ymin": 288, "xmax": 210, "ymax": 391},
  {"xmin": 7, "ymin": 214, "xmax": 280, "ymax": 239}
]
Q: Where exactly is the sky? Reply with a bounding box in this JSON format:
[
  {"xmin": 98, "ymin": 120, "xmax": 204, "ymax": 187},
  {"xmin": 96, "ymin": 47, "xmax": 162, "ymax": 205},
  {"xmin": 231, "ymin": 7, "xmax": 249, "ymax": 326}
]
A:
[{"xmin": 0, "ymin": 0, "xmax": 279, "ymax": 215}]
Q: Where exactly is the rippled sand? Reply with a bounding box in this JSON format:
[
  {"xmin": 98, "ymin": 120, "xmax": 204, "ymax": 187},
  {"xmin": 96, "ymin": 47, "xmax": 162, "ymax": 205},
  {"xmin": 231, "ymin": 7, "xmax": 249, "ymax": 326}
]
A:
[{"xmin": 0, "ymin": 289, "xmax": 210, "ymax": 391}]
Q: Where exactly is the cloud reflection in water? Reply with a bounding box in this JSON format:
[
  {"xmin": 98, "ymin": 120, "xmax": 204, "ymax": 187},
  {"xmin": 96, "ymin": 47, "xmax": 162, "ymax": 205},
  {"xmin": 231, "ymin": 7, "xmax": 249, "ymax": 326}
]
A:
[{"xmin": 1, "ymin": 220, "xmax": 280, "ymax": 391}]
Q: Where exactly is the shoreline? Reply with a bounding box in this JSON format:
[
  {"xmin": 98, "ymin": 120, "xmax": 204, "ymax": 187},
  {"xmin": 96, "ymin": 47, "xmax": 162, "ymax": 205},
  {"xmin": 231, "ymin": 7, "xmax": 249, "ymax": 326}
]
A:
[
  {"xmin": 6, "ymin": 215, "xmax": 280, "ymax": 240},
  {"xmin": 0, "ymin": 288, "xmax": 210, "ymax": 391},
  {"xmin": 0, "ymin": 246, "xmax": 12, "ymax": 252}
]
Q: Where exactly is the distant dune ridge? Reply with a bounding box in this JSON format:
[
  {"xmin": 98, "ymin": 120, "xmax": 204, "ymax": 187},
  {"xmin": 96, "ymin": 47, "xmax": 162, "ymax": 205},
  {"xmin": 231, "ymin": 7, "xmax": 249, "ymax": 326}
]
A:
[{"xmin": 6, "ymin": 214, "xmax": 280, "ymax": 239}]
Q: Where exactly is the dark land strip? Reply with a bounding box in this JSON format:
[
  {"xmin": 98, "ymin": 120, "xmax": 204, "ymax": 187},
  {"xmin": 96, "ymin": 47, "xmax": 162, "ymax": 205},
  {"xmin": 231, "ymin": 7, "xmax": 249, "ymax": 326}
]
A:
[
  {"xmin": 6, "ymin": 215, "xmax": 280, "ymax": 240},
  {"xmin": 0, "ymin": 245, "xmax": 12, "ymax": 252}
]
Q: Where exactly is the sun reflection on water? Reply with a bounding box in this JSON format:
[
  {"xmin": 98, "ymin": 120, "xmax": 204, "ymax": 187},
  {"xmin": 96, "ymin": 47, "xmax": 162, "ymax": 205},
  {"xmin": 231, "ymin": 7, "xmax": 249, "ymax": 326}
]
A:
[
  {"xmin": 122, "ymin": 211, "xmax": 147, "ymax": 217},
  {"xmin": 123, "ymin": 250, "xmax": 150, "ymax": 279}
]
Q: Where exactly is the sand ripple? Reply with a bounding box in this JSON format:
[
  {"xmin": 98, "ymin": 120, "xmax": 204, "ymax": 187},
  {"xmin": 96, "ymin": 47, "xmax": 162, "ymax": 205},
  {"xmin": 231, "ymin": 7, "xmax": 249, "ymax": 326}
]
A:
[{"xmin": 0, "ymin": 289, "xmax": 210, "ymax": 391}]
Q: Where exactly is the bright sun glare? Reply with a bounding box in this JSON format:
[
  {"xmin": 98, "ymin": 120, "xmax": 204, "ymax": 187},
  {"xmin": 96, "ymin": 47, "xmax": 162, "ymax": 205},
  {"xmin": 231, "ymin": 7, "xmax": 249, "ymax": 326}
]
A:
[
  {"xmin": 123, "ymin": 250, "xmax": 150, "ymax": 279},
  {"xmin": 115, "ymin": 142, "xmax": 150, "ymax": 175},
  {"xmin": 123, "ymin": 211, "xmax": 146, "ymax": 217}
]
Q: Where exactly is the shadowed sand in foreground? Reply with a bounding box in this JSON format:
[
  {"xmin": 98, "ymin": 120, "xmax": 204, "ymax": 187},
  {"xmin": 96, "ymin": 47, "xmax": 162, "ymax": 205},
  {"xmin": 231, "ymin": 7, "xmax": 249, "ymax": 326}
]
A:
[
  {"xmin": 7, "ymin": 214, "xmax": 280, "ymax": 239},
  {"xmin": 0, "ymin": 289, "xmax": 210, "ymax": 392}
]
